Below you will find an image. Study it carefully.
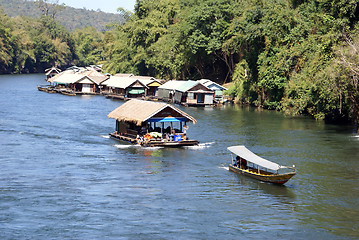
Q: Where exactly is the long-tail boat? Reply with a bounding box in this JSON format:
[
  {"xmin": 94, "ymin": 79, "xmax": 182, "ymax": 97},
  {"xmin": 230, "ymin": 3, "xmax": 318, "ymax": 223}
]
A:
[{"xmin": 228, "ymin": 145, "xmax": 296, "ymax": 185}]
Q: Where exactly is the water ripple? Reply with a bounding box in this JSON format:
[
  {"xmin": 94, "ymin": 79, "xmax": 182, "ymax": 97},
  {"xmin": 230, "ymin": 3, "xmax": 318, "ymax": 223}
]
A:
[{"xmin": 0, "ymin": 74, "xmax": 358, "ymax": 239}]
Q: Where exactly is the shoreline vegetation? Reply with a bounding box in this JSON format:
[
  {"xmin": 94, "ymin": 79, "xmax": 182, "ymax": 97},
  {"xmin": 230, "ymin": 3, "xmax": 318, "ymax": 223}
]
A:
[{"xmin": 1, "ymin": 0, "xmax": 358, "ymax": 133}]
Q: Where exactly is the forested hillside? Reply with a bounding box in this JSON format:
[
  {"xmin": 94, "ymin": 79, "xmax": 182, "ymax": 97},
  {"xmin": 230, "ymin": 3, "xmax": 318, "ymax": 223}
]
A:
[
  {"xmin": 101, "ymin": 0, "xmax": 359, "ymax": 130},
  {"xmin": 0, "ymin": 0, "xmax": 124, "ymax": 31},
  {"xmin": 0, "ymin": 9, "xmax": 105, "ymax": 73},
  {"xmin": 0, "ymin": 0, "xmax": 358, "ymax": 130}
]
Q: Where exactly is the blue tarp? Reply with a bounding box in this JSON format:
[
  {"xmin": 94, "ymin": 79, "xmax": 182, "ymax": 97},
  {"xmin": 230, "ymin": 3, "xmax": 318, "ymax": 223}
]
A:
[{"xmin": 147, "ymin": 117, "xmax": 188, "ymax": 123}]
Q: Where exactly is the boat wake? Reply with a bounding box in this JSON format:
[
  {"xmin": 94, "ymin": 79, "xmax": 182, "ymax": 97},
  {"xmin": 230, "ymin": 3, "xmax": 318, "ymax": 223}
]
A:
[
  {"xmin": 142, "ymin": 146, "xmax": 164, "ymax": 150},
  {"xmin": 114, "ymin": 144, "xmax": 163, "ymax": 150},
  {"xmin": 114, "ymin": 144, "xmax": 141, "ymax": 149},
  {"xmin": 185, "ymin": 141, "xmax": 215, "ymax": 150},
  {"xmin": 101, "ymin": 135, "xmax": 110, "ymax": 139},
  {"xmin": 218, "ymin": 165, "xmax": 229, "ymax": 171}
]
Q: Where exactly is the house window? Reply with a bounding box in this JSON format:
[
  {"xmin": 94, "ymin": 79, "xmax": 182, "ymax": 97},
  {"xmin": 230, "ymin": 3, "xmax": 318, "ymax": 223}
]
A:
[
  {"xmin": 188, "ymin": 92, "xmax": 194, "ymax": 100},
  {"xmin": 82, "ymin": 84, "xmax": 91, "ymax": 93}
]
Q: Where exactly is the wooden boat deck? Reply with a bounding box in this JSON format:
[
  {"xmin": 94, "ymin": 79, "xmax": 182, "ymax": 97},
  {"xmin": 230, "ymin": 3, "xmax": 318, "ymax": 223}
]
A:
[{"xmin": 38, "ymin": 86, "xmax": 102, "ymax": 96}]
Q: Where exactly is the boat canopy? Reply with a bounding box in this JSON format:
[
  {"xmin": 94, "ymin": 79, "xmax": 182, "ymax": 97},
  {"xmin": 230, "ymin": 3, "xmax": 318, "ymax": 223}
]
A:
[
  {"xmin": 228, "ymin": 145, "xmax": 284, "ymax": 171},
  {"xmin": 147, "ymin": 117, "xmax": 189, "ymax": 123}
]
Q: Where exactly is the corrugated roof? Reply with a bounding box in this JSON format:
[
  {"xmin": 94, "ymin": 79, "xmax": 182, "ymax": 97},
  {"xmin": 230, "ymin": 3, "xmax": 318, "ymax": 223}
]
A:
[
  {"xmin": 199, "ymin": 79, "xmax": 227, "ymax": 90},
  {"xmin": 108, "ymin": 99, "xmax": 197, "ymax": 126},
  {"xmin": 176, "ymin": 80, "xmax": 198, "ymax": 92},
  {"xmin": 102, "ymin": 76, "xmax": 146, "ymax": 89},
  {"xmin": 80, "ymin": 70, "xmax": 106, "ymax": 77},
  {"xmin": 48, "ymin": 71, "xmax": 88, "ymax": 84},
  {"xmin": 114, "ymin": 73, "xmax": 134, "ymax": 78},
  {"xmin": 88, "ymin": 76, "xmax": 109, "ymax": 85},
  {"xmin": 158, "ymin": 80, "xmax": 214, "ymax": 92},
  {"xmin": 109, "ymin": 74, "xmax": 160, "ymax": 87},
  {"xmin": 45, "ymin": 67, "xmax": 61, "ymax": 75},
  {"xmin": 158, "ymin": 80, "xmax": 187, "ymax": 90},
  {"xmin": 47, "ymin": 70, "xmax": 106, "ymax": 85},
  {"xmin": 131, "ymin": 76, "xmax": 155, "ymax": 81},
  {"xmin": 198, "ymin": 79, "xmax": 211, "ymax": 85},
  {"xmin": 78, "ymin": 70, "xmax": 109, "ymax": 84},
  {"xmin": 139, "ymin": 79, "xmax": 161, "ymax": 86}
]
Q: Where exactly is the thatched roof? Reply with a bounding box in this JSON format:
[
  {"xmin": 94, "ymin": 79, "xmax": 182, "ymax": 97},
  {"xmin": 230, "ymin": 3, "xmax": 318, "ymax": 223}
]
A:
[{"xmin": 108, "ymin": 99, "xmax": 197, "ymax": 126}]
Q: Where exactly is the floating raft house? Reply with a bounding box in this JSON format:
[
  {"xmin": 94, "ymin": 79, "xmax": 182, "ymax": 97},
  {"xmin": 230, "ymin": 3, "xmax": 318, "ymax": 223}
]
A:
[{"xmin": 107, "ymin": 99, "xmax": 199, "ymax": 147}]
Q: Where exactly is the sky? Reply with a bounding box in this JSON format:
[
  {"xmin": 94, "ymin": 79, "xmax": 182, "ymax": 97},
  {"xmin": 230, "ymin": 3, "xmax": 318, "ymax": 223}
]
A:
[{"xmin": 57, "ymin": 0, "xmax": 136, "ymax": 13}]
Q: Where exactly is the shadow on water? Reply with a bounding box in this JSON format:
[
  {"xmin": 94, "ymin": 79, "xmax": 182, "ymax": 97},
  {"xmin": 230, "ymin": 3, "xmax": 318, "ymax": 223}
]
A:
[{"xmin": 229, "ymin": 170, "xmax": 296, "ymax": 202}]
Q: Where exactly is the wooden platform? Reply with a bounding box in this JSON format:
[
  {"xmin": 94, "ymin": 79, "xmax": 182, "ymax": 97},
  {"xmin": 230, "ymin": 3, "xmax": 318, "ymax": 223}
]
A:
[
  {"xmin": 105, "ymin": 94, "xmax": 127, "ymax": 100},
  {"xmin": 109, "ymin": 133, "xmax": 138, "ymax": 144}
]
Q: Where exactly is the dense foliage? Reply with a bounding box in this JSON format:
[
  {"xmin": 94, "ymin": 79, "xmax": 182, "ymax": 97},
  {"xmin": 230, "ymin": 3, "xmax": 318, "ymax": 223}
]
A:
[
  {"xmin": 101, "ymin": 0, "xmax": 359, "ymax": 130},
  {"xmin": 0, "ymin": 8, "xmax": 105, "ymax": 72},
  {"xmin": 0, "ymin": 0, "xmax": 124, "ymax": 31},
  {"xmin": 0, "ymin": 0, "xmax": 358, "ymax": 130}
]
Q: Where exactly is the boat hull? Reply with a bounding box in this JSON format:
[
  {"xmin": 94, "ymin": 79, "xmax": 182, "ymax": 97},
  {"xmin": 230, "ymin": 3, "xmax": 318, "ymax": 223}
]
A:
[
  {"xmin": 109, "ymin": 132, "xmax": 199, "ymax": 148},
  {"xmin": 37, "ymin": 85, "xmax": 56, "ymax": 93},
  {"xmin": 229, "ymin": 164, "xmax": 296, "ymax": 185},
  {"xmin": 142, "ymin": 140, "xmax": 199, "ymax": 147}
]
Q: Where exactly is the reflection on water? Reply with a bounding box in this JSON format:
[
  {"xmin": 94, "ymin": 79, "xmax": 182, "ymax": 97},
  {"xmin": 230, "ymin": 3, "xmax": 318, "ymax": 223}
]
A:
[
  {"xmin": 225, "ymin": 166, "xmax": 297, "ymax": 206},
  {"xmin": 0, "ymin": 74, "xmax": 358, "ymax": 239}
]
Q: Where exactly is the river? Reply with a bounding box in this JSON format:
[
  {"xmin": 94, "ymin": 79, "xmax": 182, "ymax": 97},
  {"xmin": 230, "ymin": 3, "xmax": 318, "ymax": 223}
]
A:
[{"xmin": 0, "ymin": 74, "xmax": 358, "ymax": 239}]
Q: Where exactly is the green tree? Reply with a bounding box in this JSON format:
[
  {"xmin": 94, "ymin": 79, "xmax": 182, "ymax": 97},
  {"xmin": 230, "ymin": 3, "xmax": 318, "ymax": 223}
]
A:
[
  {"xmin": 176, "ymin": 0, "xmax": 234, "ymax": 79},
  {"xmin": 101, "ymin": 0, "xmax": 359, "ymax": 128},
  {"xmin": 10, "ymin": 16, "xmax": 41, "ymax": 73},
  {"xmin": 0, "ymin": 10, "xmax": 14, "ymax": 73},
  {"xmin": 336, "ymin": 31, "xmax": 359, "ymax": 132},
  {"xmin": 103, "ymin": 30, "xmax": 137, "ymax": 74},
  {"xmin": 72, "ymin": 27, "xmax": 104, "ymax": 66}
]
